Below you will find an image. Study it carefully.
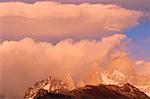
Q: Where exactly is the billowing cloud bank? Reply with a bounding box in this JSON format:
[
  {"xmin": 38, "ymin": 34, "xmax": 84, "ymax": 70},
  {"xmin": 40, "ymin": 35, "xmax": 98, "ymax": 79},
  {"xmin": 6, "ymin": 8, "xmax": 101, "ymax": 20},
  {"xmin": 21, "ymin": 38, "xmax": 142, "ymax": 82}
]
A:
[
  {"xmin": 0, "ymin": 1, "xmax": 148, "ymax": 98},
  {"xmin": 0, "ymin": 1, "xmax": 142, "ymax": 40},
  {"xmin": 0, "ymin": 34, "xmax": 125, "ymax": 97}
]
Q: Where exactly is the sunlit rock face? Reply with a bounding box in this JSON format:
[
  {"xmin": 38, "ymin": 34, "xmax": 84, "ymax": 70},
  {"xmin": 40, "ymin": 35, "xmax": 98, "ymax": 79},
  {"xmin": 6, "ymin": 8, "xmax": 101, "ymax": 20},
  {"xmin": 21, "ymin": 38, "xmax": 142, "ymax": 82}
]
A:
[
  {"xmin": 25, "ymin": 76, "xmax": 150, "ymax": 99},
  {"xmin": 88, "ymin": 64, "xmax": 102, "ymax": 85},
  {"xmin": 64, "ymin": 73, "xmax": 76, "ymax": 90},
  {"xmin": 129, "ymin": 75, "xmax": 150, "ymax": 97},
  {"xmin": 77, "ymin": 80, "xmax": 86, "ymax": 88},
  {"xmin": 24, "ymin": 76, "xmax": 69, "ymax": 99},
  {"xmin": 130, "ymin": 75, "xmax": 150, "ymax": 86},
  {"xmin": 24, "ymin": 66, "xmax": 150, "ymax": 98},
  {"xmin": 23, "ymin": 49, "xmax": 150, "ymax": 98},
  {"xmin": 139, "ymin": 86, "xmax": 150, "ymax": 97},
  {"xmin": 108, "ymin": 70, "xmax": 128, "ymax": 85},
  {"xmin": 107, "ymin": 51, "xmax": 135, "ymax": 77}
]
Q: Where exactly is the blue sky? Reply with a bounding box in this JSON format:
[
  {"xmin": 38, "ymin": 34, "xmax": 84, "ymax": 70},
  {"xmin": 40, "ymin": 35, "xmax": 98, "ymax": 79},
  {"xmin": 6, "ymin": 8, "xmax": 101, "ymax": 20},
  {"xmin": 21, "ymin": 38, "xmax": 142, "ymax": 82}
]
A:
[{"xmin": 125, "ymin": 19, "xmax": 150, "ymax": 61}]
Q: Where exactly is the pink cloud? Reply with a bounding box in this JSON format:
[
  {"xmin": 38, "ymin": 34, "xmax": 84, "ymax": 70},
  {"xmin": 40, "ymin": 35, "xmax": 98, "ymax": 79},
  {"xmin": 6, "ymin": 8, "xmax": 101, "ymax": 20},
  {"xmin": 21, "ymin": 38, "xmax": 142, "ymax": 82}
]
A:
[
  {"xmin": 0, "ymin": 1, "xmax": 142, "ymax": 40},
  {"xmin": 0, "ymin": 34, "xmax": 125, "ymax": 97}
]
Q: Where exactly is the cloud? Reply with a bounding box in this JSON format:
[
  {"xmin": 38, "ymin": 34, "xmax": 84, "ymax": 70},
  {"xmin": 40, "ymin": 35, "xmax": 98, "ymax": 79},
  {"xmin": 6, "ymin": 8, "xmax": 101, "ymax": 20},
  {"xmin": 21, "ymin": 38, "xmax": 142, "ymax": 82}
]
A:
[
  {"xmin": 54, "ymin": 0, "xmax": 150, "ymax": 12},
  {"xmin": 0, "ymin": 34, "xmax": 125, "ymax": 97},
  {"xmin": 0, "ymin": 1, "xmax": 148, "ymax": 98},
  {"xmin": 0, "ymin": 1, "xmax": 142, "ymax": 41},
  {"xmin": 1, "ymin": 0, "xmax": 150, "ymax": 12},
  {"xmin": 135, "ymin": 60, "xmax": 150, "ymax": 75}
]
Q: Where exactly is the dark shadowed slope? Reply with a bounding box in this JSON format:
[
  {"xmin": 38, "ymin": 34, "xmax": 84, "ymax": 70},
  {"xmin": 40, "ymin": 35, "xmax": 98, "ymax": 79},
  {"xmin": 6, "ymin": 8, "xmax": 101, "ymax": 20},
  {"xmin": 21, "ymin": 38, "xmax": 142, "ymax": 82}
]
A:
[{"xmin": 35, "ymin": 83, "xmax": 150, "ymax": 99}]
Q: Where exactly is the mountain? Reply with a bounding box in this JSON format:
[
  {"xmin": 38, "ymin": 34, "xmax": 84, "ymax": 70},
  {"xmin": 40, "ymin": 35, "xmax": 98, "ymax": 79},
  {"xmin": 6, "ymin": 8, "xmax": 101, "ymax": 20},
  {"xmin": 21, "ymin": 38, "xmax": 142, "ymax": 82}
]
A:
[
  {"xmin": 24, "ymin": 76, "xmax": 69, "ymax": 99},
  {"xmin": 24, "ymin": 76, "xmax": 150, "ymax": 99},
  {"xmin": 101, "ymin": 70, "xmax": 150, "ymax": 97},
  {"xmin": 35, "ymin": 83, "xmax": 150, "ymax": 99}
]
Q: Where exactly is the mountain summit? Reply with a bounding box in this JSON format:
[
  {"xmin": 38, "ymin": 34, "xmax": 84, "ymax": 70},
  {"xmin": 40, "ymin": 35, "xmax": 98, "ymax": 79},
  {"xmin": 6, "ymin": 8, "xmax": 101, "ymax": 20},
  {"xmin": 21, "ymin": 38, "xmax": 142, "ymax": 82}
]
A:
[{"xmin": 24, "ymin": 76, "xmax": 150, "ymax": 99}]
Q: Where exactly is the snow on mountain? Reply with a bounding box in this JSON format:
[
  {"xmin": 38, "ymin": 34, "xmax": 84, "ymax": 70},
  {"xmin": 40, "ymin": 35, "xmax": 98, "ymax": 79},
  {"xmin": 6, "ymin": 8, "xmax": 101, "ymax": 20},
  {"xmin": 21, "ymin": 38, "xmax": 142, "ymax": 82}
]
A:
[
  {"xmin": 101, "ymin": 70, "xmax": 127, "ymax": 85},
  {"xmin": 24, "ymin": 76, "xmax": 69, "ymax": 99},
  {"xmin": 101, "ymin": 72, "xmax": 118, "ymax": 85},
  {"xmin": 136, "ymin": 85, "xmax": 150, "ymax": 97},
  {"xmin": 101, "ymin": 70, "xmax": 150, "ymax": 97},
  {"xmin": 36, "ymin": 83, "xmax": 150, "ymax": 99},
  {"xmin": 24, "ymin": 69, "xmax": 150, "ymax": 98}
]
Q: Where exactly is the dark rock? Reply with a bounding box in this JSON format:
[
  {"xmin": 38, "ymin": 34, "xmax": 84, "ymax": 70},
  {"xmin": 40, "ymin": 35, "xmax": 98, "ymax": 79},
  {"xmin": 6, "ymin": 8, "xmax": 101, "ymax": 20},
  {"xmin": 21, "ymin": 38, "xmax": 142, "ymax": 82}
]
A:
[{"xmin": 36, "ymin": 84, "xmax": 150, "ymax": 99}]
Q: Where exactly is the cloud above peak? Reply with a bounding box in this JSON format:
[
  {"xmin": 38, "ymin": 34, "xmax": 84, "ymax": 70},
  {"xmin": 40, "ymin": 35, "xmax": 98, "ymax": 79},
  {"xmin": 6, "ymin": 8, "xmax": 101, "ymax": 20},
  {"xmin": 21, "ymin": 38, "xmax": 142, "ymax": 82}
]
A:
[
  {"xmin": 0, "ymin": 1, "xmax": 142, "ymax": 41},
  {"xmin": 0, "ymin": 34, "xmax": 125, "ymax": 97}
]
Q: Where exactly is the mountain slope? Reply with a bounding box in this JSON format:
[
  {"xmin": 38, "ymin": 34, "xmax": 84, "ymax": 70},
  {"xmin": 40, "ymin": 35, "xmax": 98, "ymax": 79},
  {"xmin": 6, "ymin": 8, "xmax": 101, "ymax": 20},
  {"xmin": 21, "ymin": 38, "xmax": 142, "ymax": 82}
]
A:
[
  {"xmin": 24, "ymin": 75, "xmax": 150, "ymax": 99},
  {"xmin": 34, "ymin": 84, "xmax": 150, "ymax": 99}
]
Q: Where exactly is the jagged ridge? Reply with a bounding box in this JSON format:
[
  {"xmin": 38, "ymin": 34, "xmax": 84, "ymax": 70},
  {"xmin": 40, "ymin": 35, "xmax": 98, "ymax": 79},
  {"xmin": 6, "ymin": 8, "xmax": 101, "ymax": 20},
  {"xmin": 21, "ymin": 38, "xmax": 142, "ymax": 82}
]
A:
[
  {"xmin": 36, "ymin": 83, "xmax": 150, "ymax": 99},
  {"xmin": 24, "ymin": 76, "xmax": 150, "ymax": 99}
]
